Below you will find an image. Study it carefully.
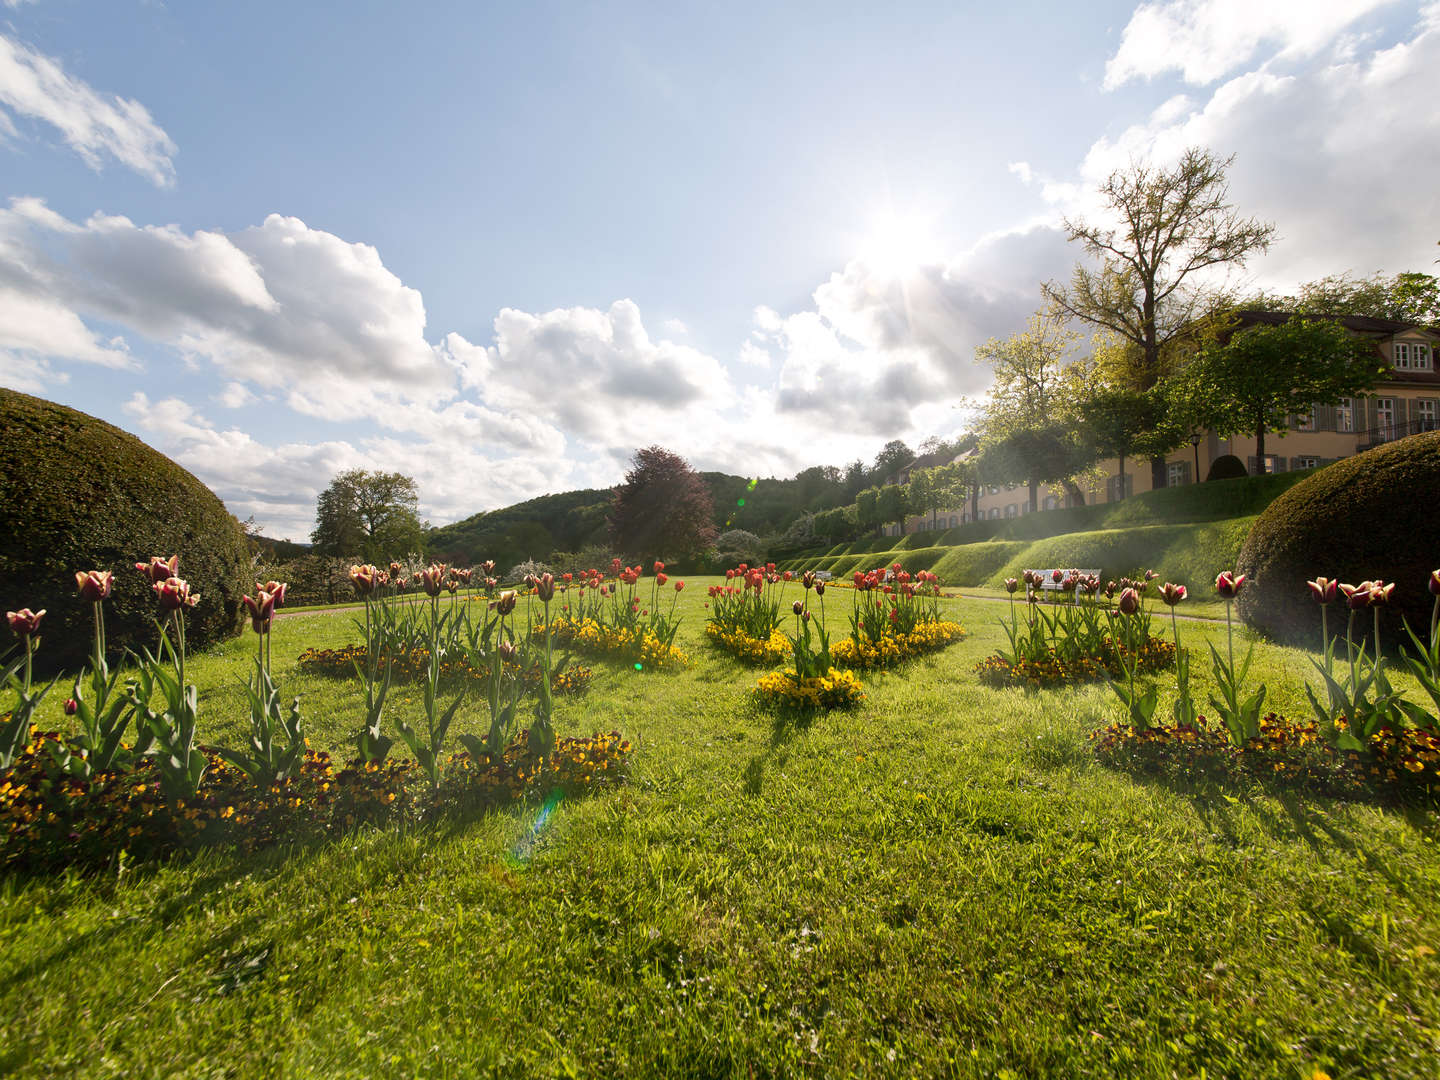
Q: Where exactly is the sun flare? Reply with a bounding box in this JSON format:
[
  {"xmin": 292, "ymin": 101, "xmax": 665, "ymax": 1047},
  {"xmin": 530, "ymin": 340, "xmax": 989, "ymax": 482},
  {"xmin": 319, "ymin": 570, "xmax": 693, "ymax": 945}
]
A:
[{"xmin": 857, "ymin": 210, "xmax": 940, "ymax": 278}]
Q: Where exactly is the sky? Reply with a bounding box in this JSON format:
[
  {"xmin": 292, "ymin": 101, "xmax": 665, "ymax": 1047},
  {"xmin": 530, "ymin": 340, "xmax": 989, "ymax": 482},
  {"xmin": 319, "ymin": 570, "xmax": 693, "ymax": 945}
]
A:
[{"xmin": 1, "ymin": 0, "xmax": 1437, "ymax": 541}]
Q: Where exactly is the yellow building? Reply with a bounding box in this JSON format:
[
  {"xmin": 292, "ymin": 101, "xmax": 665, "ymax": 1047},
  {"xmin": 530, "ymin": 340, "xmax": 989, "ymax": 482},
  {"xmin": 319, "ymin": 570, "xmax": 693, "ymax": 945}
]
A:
[{"xmin": 884, "ymin": 313, "xmax": 1439, "ymax": 536}]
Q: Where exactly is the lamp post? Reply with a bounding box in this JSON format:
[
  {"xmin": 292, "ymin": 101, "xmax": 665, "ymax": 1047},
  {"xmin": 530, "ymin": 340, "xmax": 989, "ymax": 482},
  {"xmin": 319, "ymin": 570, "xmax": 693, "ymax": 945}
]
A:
[{"xmin": 1190, "ymin": 431, "xmax": 1203, "ymax": 481}]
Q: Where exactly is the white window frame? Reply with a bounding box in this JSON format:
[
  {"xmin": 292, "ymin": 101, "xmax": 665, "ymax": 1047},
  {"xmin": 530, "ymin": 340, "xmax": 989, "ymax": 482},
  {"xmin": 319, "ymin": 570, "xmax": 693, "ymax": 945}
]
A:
[
  {"xmin": 1337, "ymin": 398, "xmax": 1354, "ymax": 432},
  {"xmin": 1376, "ymin": 398, "xmax": 1395, "ymax": 440},
  {"xmin": 1294, "ymin": 406, "xmax": 1314, "ymax": 431},
  {"xmin": 1166, "ymin": 462, "xmax": 1186, "ymax": 487},
  {"xmin": 1294, "ymin": 455, "xmax": 1320, "ymax": 470},
  {"xmin": 1396, "ymin": 342, "xmax": 1412, "ymax": 369}
]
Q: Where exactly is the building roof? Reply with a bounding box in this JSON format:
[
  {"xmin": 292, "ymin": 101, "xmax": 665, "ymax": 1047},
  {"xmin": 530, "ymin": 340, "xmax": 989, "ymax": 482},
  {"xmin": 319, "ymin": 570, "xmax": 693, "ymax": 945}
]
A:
[{"xmin": 1234, "ymin": 310, "xmax": 1438, "ymax": 337}]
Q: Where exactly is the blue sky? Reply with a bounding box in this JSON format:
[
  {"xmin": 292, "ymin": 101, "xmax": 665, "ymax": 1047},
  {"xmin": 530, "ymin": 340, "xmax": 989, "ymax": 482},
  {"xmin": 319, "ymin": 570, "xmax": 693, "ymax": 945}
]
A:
[{"xmin": 2, "ymin": 0, "xmax": 1437, "ymax": 540}]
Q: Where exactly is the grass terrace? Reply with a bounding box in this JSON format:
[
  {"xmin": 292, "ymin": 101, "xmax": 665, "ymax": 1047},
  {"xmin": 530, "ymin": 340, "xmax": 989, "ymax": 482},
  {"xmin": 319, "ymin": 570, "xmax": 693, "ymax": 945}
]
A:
[{"xmin": 2, "ymin": 573, "xmax": 1439, "ymax": 1078}]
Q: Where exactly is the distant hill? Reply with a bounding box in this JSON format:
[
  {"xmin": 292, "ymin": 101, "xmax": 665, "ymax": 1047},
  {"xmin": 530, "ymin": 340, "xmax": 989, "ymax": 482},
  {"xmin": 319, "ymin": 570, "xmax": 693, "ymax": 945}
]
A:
[{"xmin": 426, "ymin": 468, "xmax": 855, "ymax": 569}]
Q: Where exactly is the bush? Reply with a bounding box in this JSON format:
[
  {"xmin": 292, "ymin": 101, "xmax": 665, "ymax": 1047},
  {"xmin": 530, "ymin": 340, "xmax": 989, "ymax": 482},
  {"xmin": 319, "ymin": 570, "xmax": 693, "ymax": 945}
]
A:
[
  {"xmin": 1206, "ymin": 454, "xmax": 1249, "ymax": 481},
  {"xmin": 1236, "ymin": 432, "xmax": 1440, "ymax": 646},
  {"xmin": 0, "ymin": 388, "xmax": 249, "ymax": 673}
]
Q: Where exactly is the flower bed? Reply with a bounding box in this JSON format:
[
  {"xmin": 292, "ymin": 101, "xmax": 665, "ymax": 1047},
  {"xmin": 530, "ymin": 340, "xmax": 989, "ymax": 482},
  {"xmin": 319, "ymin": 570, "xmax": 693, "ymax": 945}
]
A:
[
  {"xmin": 1090, "ymin": 714, "xmax": 1440, "ymax": 803},
  {"xmin": 0, "ymin": 725, "xmax": 631, "ymax": 871},
  {"xmin": 975, "ymin": 636, "xmax": 1176, "ymax": 689},
  {"xmin": 831, "ymin": 620, "xmax": 967, "ymax": 669},
  {"xmin": 755, "ymin": 668, "xmax": 865, "ymax": 710},
  {"xmin": 296, "ymin": 644, "xmax": 593, "ymax": 695},
  {"xmin": 537, "ymin": 617, "xmax": 689, "ymax": 671},
  {"xmin": 705, "ymin": 623, "xmax": 790, "ymax": 665}
]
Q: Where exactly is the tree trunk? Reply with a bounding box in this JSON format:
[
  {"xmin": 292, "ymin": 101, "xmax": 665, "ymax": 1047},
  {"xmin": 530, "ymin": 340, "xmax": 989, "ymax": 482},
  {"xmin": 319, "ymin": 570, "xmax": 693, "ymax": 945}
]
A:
[
  {"xmin": 1117, "ymin": 453, "xmax": 1126, "ymax": 501},
  {"xmin": 1028, "ymin": 477, "xmax": 1038, "ymax": 513},
  {"xmin": 971, "ymin": 484, "xmax": 979, "ymax": 523},
  {"xmin": 1064, "ymin": 480, "xmax": 1085, "ymax": 506},
  {"xmin": 1255, "ymin": 415, "xmax": 1266, "ymax": 472},
  {"xmin": 1150, "ymin": 455, "xmax": 1166, "ymax": 490}
]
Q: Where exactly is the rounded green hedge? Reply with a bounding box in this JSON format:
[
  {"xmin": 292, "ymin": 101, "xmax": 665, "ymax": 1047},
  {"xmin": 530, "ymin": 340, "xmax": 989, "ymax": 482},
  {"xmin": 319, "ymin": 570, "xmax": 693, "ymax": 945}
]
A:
[
  {"xmin": 1206, "ymin": 454, "xmax": 1248, "ymax": 481},
  {"xmin": 0, "ymin": 389, "xmax": 249, "ymax": 674},
  {"xmin": 1236, "ymin": 432, "xmax": 1440, "ymax": 647}
]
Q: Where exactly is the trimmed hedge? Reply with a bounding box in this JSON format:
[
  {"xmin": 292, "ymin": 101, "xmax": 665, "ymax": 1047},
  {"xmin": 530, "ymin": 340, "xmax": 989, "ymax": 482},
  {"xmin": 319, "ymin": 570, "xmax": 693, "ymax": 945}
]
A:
[
  {"xmin": 1237, "ymin": 432, "xmax": 1440, "ymax": 647},
  {"xmin": 1207, "ymin": 454, "xmax": 1249, "ymax": 481},
  {"xmin": 0, "ymin": 389, "xmax": 249, "ymax": 673}
]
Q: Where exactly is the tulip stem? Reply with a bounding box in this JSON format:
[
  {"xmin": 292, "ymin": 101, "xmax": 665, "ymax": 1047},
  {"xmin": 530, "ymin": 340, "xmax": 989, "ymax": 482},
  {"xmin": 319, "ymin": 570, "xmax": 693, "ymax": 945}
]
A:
[
  {"xmin": 1225, "ymin": 599, "xmax": 1234, "ymax": 676},
  {"xmin": 1373, "ymin": 606, "xmax": 1383, "ymax": 670}
]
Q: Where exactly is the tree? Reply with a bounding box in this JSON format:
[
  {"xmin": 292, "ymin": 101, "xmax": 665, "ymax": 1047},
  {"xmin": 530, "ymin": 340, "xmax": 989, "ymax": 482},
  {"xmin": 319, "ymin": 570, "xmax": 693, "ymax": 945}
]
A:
[
  {"xmin": 608, "ymin": 446, "xmax": 718, "ymax": 561},
  {"xmin": 975, "ymin": 311, "xmax": 1079, "ymax": 434},
  {"xmin": 876, "ymin": 483, "xmax": 910, "ymax": 532},
  {"xmin": 311, "ymin": 469, "xmax": 424, "ymax": 560},
  {"xmin": 1076, "ymin": 385, "xmax": 1167, "ymax": 499},
  {"xmin": 855, "ymin": 486, "xmax": 882, "ymax": 536},
  {"xmin": 1254, "ymin": 271, "xmax": 1440, "ymax": 330},
  {"xmin": 980, "ymin": 424, "xmax": 1088, "ymax": 513},
  {"xmin": 908, "ymin": 468, "xmax": 937, "ymax": 530},
  {"xmin": 871, "ymin": 440, "xmax": 913, "ymax": 486},
  {"xmin": 1176, "ymin": 316, "xmax": 1385, "ymax": 468},
  {"xmin": 1043, "ymin": 148, "xmax": 1276, "ymax": 484}
]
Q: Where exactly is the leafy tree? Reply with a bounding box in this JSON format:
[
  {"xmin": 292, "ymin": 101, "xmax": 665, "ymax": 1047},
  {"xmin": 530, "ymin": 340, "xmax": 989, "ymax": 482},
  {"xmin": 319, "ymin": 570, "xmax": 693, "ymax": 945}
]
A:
[
  {"xmin": 975, "ymin": 311, "xmax": 1079, "ymax": 434},
  {"xmin": 1253, "ymin": 271, "xmax": 1440, "ymax": 329},
  {"xmin": 871, "ymin": 440, "xmax": 914, "ymax": 486},
  {"xmin": 876, "ymin": 483, "xmax": 910, "ymax": 532},
  {"xmin": 1076, "ymin": 385, "xmax": 1166, "ymax": 497},
  {"xmin": 855, "ymin": 486, "xmax": 882, "ymax": 536},
  {"xmin": 1043, "ymin": 148, "xmax": 1275, "ymax": 485},
  {"xmin": 1176, "ymin": 316, "xmax": 1385, "ymax": 467},
  {"xmin": 608, "ymin": 446, "xmax": 718, "ymax": 562},
  {"xmin": 714, "ymin": 528, "xmax": 763, "ymax": 566},
  {"xmin": 843, "ymin": 459, "xmax": 867, "ymax": 499},
  {"xmin": 980, "ymin": 424, "xmax": 1088, "ymax": 513},
  {"xmin": 311, "ymin": 469, "xmax": 424, "ymax": 560},
  {"xmin": 908, "ymin": 469, "xmax": 936, "ymax": 530}
]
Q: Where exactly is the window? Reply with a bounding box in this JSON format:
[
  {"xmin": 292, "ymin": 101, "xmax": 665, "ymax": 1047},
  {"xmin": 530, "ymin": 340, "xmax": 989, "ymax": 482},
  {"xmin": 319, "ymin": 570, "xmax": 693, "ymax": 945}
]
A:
[
  {"xmin": 1337, "ymin": 398, "xmax": 1354, "ymax": 432},
  {"xmin": 1293, "ymin": 455, "xmax": 1320, "ymax": 470},
  {"xmin": 1004, "ymin": 503, "xmax": 1018, "ymax": 519},
  {"xmin": 1166, "ymin": 462, "xmax": 1187, "ymax": 487},
  {"xmin": 1376, "ymin": 398, "xmax": 1395, "ymax": 440},
  {"xmin": 988, "ymin": 507, "xmax": 1001, "ymax": 520},
  {"xmin": 949, "ymin": 516, "xmax": 959, "ymax": 528},
  {"xmin": 1042, "ymin": 495, "xmax": 1059, "ymax": 511},
  {"xmin": 1419, "ymin": 400, "xmax": 1438, "ymax": 432},
  {"xmin": 1107, "ymin": 474, "xmax": 1132, "ymax": 502},
  {"xmin": 1294, "ymin": 406, "xmax": 1314, "ymax": 431},
  {"xmin": 1395, "ymin": 342, "xmax": 1433, "ymax": 371}
]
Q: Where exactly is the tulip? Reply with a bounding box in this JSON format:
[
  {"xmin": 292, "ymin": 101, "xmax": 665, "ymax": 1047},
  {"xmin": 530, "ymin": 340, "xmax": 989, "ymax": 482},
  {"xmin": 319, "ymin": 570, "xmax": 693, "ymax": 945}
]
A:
[
  {"xmin": 1117, "ymin": 587, "xmax": 1140, "ymax": 616},
  {"xmin": 1051, "ymin": 569, "xmax": 1064, "ymax": 584},
  {"xmin": 64, "ymin": 697, "xmax": 78, "ymax": 716},
  {"xmin": 498, "ymin": 640, "xmax": 518, "ymax": 663},
  {"xmin": 243, "ymin": 590, "xmax": 276, "ymax": 634},
  {"xmin": 135, "ymin": 555, "xmax": 179, "ymax": 583},
  {"xmin": 389, "ymin": 561, "xmax": 403, "ymax": 576},
  {"xmin": 783, "ymin": 570, "xmax": 793, "ymax": 582},
  {"xmin": 1160, "ymin": 583, "xmax": 1187, "ymax": 606},
  {"xmin": 802, "ymin": 571, "xmax": 815, "ymax": 590},
  {"xmin": 446, "ymin": 578, "xmax": 460, "ymax": 594},
  {"xmin": 1369, "ymin": 581, "xmax": 1394, "ymax": 606},
  {"xmin": 1307, "ymin": 577, "xmax": 1337, "ymax": 605},
  {"xmin": 75, "ymin": 569, "xmax": 114, "ymax": 602},
  {"xmin": 654, "ymin": 561, "xmax": 665, "ymax": 574},
  {"xmin": 792, "ymin": 599, "xmax": 804, "ymax": 615},
  {"xmin": 420, "ymin": 565, "xmax": 444, "ymax": 597},
  {"xmin": 675, "ymin": 580, "xmax": 686, "ymax": 592},
  {"xmin": 154, "ymin": 577, "xmax": 197, "ymax": 611},
  {"xmin": 1340, "ymin": 583, "xmax": 1371, "ymax": 611},
  {"xmin": 1214, "ymin": 571, "xmax": 1246, "ymax": 599},
  {"xmin": 814, "ymin": 581, "xmax": 824, "ymax": 596},
  {"xmin": 7, "ymin": 608, "xmax": 44, "ymax": 638},
  {"xmin": 656, "ymin": 572, "xmax": 668, "ymax": 586},
  {"xmin": 349, "ymin": 564, "xmax": 378, "ymax": 596},
  {"xmin": 536, "ymin": 573, "xmax": 556, "ymax": 603},
  {"xmin": 496, "ymin": 590, "xmax": 518, "ymax": 616},
  {"xmin": 1429, "ymin": 569, "xmax": 1440, "ymax": 597},
  {"xmin": 853, "ymin": 571, "xmax": 866, "ymax": 589},
  {"xmin": 1144, "ymin": 570, "xmax": 1159, "ymax": 582},
  {"xmin": 611, "ymin": 558, "xmax": 623, "ymax": 576}
]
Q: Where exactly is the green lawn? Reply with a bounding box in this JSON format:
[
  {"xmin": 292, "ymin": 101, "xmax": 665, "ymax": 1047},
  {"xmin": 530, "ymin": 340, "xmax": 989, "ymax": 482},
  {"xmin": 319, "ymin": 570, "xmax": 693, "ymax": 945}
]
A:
[{"xmin": 3, "ymin": 581, "xmax": 1438, "ymax": 1078}]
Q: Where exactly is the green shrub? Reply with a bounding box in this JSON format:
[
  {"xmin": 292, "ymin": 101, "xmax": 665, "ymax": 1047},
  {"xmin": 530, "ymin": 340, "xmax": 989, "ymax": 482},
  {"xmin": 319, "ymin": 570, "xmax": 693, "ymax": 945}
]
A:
[
  {"xmin": 1236, "ymin": 432, "xmax": 1440, "ymax": 646},
  {"xmin": 1207, "ymin": 454, "xmax": 1249, "ymax": 481},
  {"xmin": 0, "ymin": 389, "xmax": 249, "ymax": 673},
  {"xmin": 990, "ymin": 521, "xmax": 1253, "ymax": 591}
]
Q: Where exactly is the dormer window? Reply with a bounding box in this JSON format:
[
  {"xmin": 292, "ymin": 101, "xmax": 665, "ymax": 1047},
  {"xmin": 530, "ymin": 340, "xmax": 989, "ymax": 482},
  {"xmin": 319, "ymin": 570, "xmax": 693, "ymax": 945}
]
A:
[{"xmin": 1394, "ymin": 342, "xmax": 1432, "ymax": 371}]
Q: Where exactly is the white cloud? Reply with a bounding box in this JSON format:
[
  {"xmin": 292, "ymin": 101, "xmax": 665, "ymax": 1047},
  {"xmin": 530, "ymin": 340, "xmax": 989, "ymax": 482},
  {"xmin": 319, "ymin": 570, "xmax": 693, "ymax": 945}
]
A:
[
  {"xmin": 1080, "ymin": 2, "xmax": 1440, "ymax": 289},
  {"xmin": 1103, "ymin": 0, "xmax": 1398, "ymax": 89},
  {"xmin": 0, "ymin": 33, "xmax": 177, "ymax": 185}
]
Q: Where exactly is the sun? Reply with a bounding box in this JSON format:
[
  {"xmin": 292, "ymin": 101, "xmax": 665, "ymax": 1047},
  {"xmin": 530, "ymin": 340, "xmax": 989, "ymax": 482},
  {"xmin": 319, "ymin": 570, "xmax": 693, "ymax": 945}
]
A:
[{"xmin": 857, "ymin": 209, "xmax": 940, "ymax": 278}]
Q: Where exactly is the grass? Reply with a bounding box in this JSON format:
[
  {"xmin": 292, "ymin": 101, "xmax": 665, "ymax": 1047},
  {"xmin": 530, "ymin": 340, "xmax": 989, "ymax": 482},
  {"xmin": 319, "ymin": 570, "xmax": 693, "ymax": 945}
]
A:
[{"xmin": 3, "ymin": 580, "xmax": 1439, "ymax": 1077}]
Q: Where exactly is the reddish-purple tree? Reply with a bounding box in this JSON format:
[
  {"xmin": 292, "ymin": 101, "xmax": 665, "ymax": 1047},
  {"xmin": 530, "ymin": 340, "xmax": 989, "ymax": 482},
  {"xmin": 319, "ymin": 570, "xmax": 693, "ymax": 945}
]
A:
[{"xmin": 608, "ymin": 446, "xmax": 717, "ymax": 562}]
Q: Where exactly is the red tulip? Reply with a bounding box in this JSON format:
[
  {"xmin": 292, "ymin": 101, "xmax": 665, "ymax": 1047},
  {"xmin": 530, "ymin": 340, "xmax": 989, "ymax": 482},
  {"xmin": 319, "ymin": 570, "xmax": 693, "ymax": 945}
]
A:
[
  {"xmin": 1369, "ymin": 581, "xmax": 1395, "ymax": 606},
  {"xmin": 75, "ymin": 569, "xmax": 114, "ymax": 602},
  {"xmin": 654, "ymin": 561, "xmax": 665, "ymax": 574},
  {"xmin": 1160, "ymin": 582, "xmax": 1187, "ymax": 606},
  {"xmin": 243, "ymin": 590, "xmax": 276, "ymax": 633},
  {"xmin": 675, "ymin": 580, "xmax": 685, "ymax": 592},
  {"xmin": 136, "ymin": 555, "xmax": 179, "ymax": 583},
  {"xmin": 1430, "ymin": 570, "xmax": 1440, "ymax": 597},
  {"xmin": 792, "ymin": 599, "xmax": 804, "ymax": 615},
  {"xmin": 536, "ymin": 573, "xmax": 556, "ymax": 602},
  {"xmin": 64, "ymin": 697, "xmax": 78, "ymax": 716},
  {"xmin": 349, "ymin": 564, "xmax": 379, "ymax": 596},
  {"xmin": 1215, "ymin": 571, "xmax": 1246, "ymax": 599},
  {"xmin": 420, "ymin": 565, "xmax": 445, "ymax": 597},
  {"xmin": 1005, "ymin": 578, "xmax": 1019, "ymax": 593},
  {"xmin": 1307, "ymin": 577, "xmax": 1337, "ymax": 605},
  {"xmin": 1118, "ymin": 587, "xmax": 1140, "ymax": 616},
  {"xmin": 656, "ymin": 572, "xmax": 668, "ymax": 586},
  {"xmin": 154, "ymin": 577, "xmax": 197, "ymax": 611},
  {"xmin": 815, "ymin": 582, "xmax": 825, "ymax": 596},
  {"xmin": 1340, "ymin": 582, "xmax": 1372, "ymax": 610},
  {"xmin": 7, "ymin": 608, "xmax": 44, "ymax": 638}
]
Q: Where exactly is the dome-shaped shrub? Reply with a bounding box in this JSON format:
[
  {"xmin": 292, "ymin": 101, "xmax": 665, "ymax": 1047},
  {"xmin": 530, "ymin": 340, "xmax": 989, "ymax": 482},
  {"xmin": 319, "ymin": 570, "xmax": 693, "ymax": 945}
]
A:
[
  {"xmin": 1206, "ymin": 454, "xmax": 1249, "ymax": 481},
  {"xmin": 1236, "ymin": 432, "xmax": 1440, "ymax": 647},
  {"xmin": 0, "ymin": 389, "xmax": 249, "ymax": 673}
]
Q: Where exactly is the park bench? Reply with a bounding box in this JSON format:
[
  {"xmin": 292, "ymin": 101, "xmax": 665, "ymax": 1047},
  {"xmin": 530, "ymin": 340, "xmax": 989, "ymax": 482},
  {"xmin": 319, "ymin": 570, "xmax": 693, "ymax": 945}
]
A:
[{"xmin": 1025, "ymin": 568, "xmax": 1102, "ymax": 595}]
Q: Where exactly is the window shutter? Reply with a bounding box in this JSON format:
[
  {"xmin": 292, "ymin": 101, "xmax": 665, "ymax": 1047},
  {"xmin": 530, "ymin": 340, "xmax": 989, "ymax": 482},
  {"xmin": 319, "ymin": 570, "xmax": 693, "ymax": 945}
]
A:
[
  {"xmin": 1354, "ymin": 398, "xmax": 1368, "ymax": 433},
  {"xmin": 1316, "ymin": 404, "xmax": 1336, "ymax": 431},
  {"xmin": 1247, "ymin": 455, "xmax": 1258, "ymax": 475}
]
